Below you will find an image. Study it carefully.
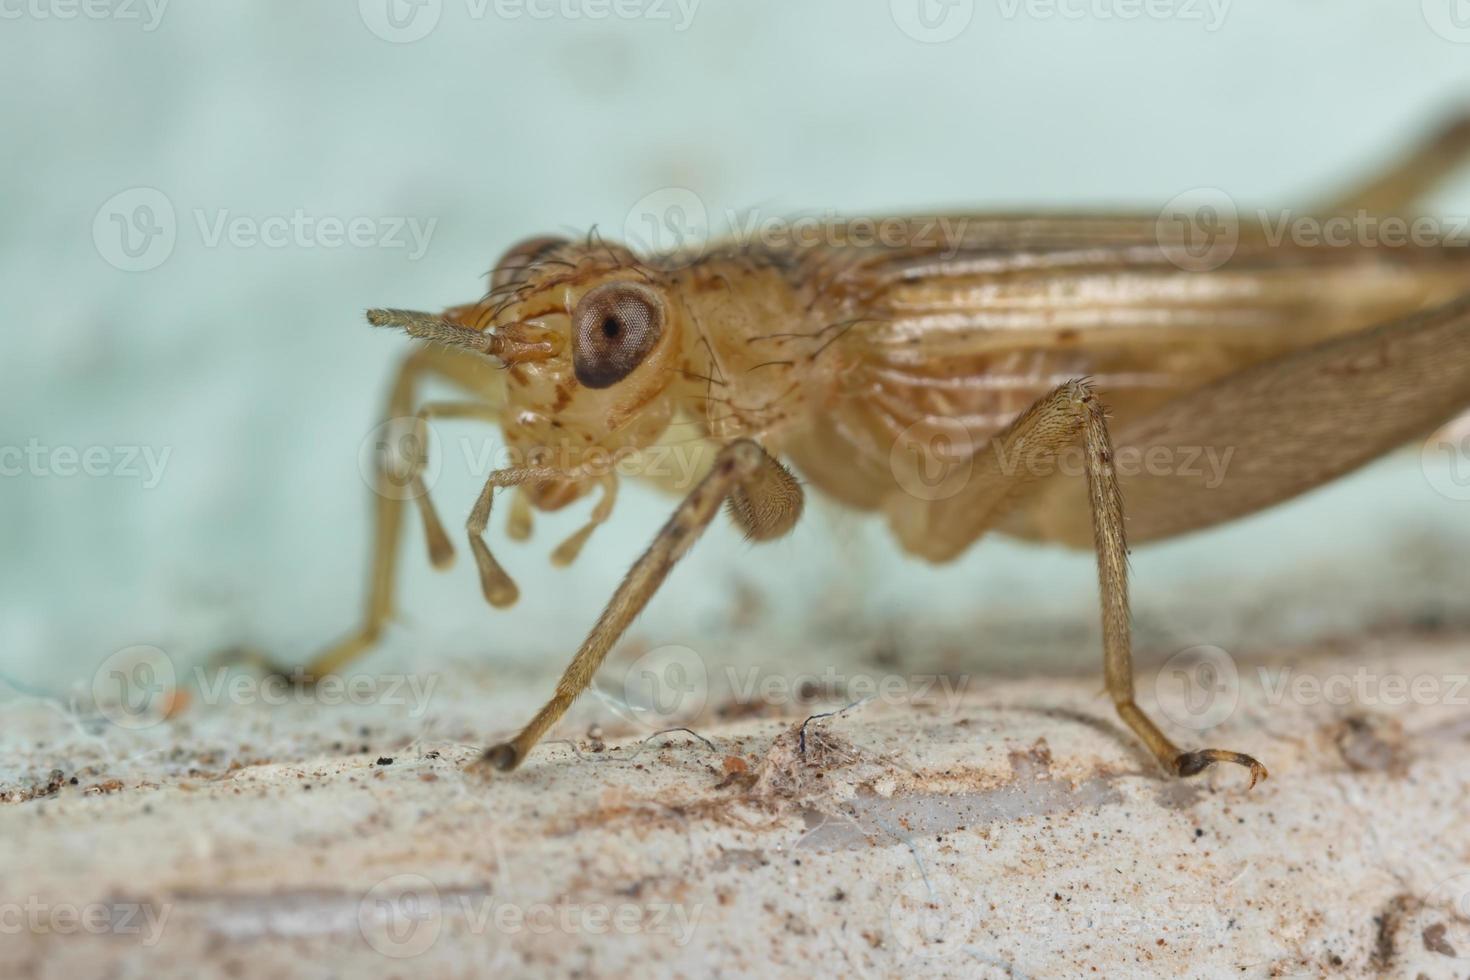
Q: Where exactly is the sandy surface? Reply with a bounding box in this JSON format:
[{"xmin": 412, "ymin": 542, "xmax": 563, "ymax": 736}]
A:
[{"xmin": 2, "ymin": 635, "xmax": 1469, "ymax": 979}]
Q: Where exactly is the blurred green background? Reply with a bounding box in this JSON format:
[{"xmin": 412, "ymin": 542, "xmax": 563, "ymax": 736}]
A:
[{"xmin": 4, "ymin": 0, "xmax": 1470, "ymax": 694}]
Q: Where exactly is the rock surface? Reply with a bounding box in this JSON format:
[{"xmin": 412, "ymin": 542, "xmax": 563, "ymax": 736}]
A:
[{"xmin": 2, "ymin": 637, "xmax": 1468, "ymax": 978}]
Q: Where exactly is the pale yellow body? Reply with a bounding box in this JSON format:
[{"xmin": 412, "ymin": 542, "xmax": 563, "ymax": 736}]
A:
[
  {"xmin": 452, "ymin": 218, "xmax": 1470, "ymax": 562},
  {"xmin": 272, "ymin": 114, "xmax": 1470, "ymax": 781}
]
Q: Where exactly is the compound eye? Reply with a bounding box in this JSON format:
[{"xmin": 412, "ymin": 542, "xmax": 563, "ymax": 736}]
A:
[
  {"xmin": 490, "ymin": 236, "xmax": 568, "ymax": 291},
  {"xmin": 571, "ymin": 282, "xmax": 664, "ymax": 389}
]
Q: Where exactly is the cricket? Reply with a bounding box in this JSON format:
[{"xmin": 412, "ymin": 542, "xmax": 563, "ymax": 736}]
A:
[{"xmin": 278, "ymin": 115, "xmax": 1470, "ymax": 787}]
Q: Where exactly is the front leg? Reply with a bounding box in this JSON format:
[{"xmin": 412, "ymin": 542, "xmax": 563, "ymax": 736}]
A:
[{"xmin": 474, "ymin": 439, "xmax": 803, "ymax": 773}]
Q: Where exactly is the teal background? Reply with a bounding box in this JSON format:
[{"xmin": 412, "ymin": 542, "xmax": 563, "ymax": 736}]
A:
[{"xmin": 3, "ymin": 1, "xmax": 1470, "ymax": 691}]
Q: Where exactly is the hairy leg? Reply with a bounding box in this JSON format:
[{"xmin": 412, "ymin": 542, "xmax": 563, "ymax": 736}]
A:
[{"xmin": 891, "ymin": 381, "xmax": 1267, "ymax": 784}]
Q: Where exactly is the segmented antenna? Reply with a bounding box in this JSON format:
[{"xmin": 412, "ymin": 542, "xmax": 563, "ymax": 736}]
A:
[{"xmin": 366, "ymin": 308, "xmax": 499, "ymax": 357}]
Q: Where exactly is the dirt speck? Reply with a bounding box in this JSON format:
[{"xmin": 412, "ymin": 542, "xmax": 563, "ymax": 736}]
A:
[
  {"xmin": 1335, "ymin": 715, "xmax": 1409, "ymax": 776},
  {"xmin": 1422, "ymin": 921, "xmax": 1457, "ymax": 957},
  {"xmin": 1371, "ymin": 893, "xmax": 1415, "ymax": 973}
]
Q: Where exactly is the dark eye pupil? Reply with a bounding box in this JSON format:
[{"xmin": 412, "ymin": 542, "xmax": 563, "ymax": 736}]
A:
[{"xmin": 572, "ymin": 284, "xmax": 663, "ymax": 390}]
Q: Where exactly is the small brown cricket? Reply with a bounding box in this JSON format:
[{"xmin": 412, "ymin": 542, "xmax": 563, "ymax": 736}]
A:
[{"xmin": 284, "ymin": 115, "xmax": 1470, "ymax": 786}]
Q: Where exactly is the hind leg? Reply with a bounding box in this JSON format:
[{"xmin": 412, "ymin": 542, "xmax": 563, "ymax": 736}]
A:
[
  {"xmin": 890, "ymin": 381, "xmax": 1266, "ymax": 783},
  {"xmin": 1322, "ymin": 112, "xmax": 1470, "ymax": 214}
]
